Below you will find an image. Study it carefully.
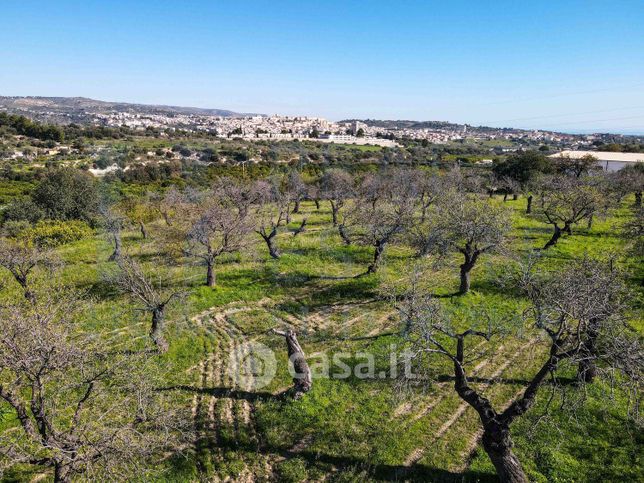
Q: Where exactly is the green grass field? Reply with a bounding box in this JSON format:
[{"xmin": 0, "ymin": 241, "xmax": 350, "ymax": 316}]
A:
[{"xmin": 1, "ymin": 196, "xmax": 642, "ymax": 482}]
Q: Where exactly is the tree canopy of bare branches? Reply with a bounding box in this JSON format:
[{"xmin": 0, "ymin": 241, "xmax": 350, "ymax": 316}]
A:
[
  {"xmin": 0, "ymin": 290, "xmax": 183, "ymax": 482},
  {"xmin": 0, "ymin": 238, "xmax": 58, "ymax": 302},
  {"xmin": 397, "ymin": 256, "xmax": 636, "ymax": 483},
  {"xmin": 534, "ymin": 176, "xmax": 602, "ymax": 249},
  {"xmin": 416, "ymin": 194, "xmax": 511, "ymax": 294},
  {"xmin": 110, "ymin": 256, "xmax": 184, "ymax": 352},
  {"xmin": 320, "ymin": 169, "xmax": 354, "ymax": 227},
  {"xmin": 253, "ymin": 178, "xmax": 290, "ymax": 259}
]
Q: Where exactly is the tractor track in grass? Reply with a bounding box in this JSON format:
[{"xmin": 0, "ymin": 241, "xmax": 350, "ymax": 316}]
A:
[
  {"xmin": 402, "ymin": 339, "xmax": 537, "ymax": 468},
  {"xmin": 191, "ymin": 304, "xmax": 270, "ymax": 481},
  {"xmin": 394, "ymin": 339, "xmax": 491, "ymax": 421}
]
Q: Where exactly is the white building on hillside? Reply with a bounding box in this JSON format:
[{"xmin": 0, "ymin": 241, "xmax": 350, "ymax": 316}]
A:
[{"xmin": 549, "ymin": 150, "xmax": 643, "ymax": 172}]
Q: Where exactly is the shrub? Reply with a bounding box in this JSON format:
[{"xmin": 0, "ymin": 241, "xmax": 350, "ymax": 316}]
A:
[
  {"xmin": 21, "ymin": 220, "xmax": 93, "ymax": 248},
  {"xmin": 2, "ymin": 198, "xmax": 44, "ymax": 224},
  {"xmin": 2, "ymin": 220, "xmax": 31, "ymax": 238},
  {"xmin": 31, "ymin": 168, "xmax": 99, "ymax": 223}
]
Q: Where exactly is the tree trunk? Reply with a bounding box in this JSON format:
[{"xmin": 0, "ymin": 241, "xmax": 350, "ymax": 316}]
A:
[
  {"xmin": 526, "ymin": 195, "xmax": 533, "ymax": 214},
  {"xmin": 587, "ymin": 214, "xmax": 594, "ymax": 230},
  {"xmin": 564, "ymin": 223, "xmax": 572, "ymax": 235},
  {"xmin": 206, "ymin": 259, "xmax": 215, "ymax": 287},
  {"xmin": 635, "ymin": 191, "xmax": 642, "ymax": 208},
  {"xmin": 16, "ymin": 276, "xmax": 35, "ymax": 303},
  {"xmin": 543, "ymin": 224, "xmax": 562, "ymax": 249},
  {"xmin": 314, "ymin": 198, "xmax": 320, "ymax": 210},
  {"xmin": 338, "ymin": 224, "xmax": 351, "ymax": 245},
  {"xmin": 482, "ymin": 426, "xmax": 528, "ymax": 483},
  {"xmin": 293, "ymin": 199, "xmax": 300, "ymax": 213},
  {"xmin": 108, "ymin": 232, "xmax": 122, "ymax": 261},
  {"xmin": 275, "ymin": 329, "xmax": 312, "ymax": 398},
  {"xmin": 577, "ymin": 358, "xmax": 597, "ymax": 383},
  {"xmin": 459, "ymin": 264, "xmax": 472, "ymax": 294},
  {"xmin": 293, "ymin": 218, "xmax": 307, "ymax": 237},
  {"xmin": 577, "ymin": 325, "xmax": 599, "ymax": 383},
  {"xmin": 150, "ymin": 307, "xmax": 168, "ymax": 352},
  {"xmin": 139, "ymin": 221, "xmax": 148, "ymax": 239},
  {"xmin": 367, "ymin": 241, "xmax": 385, "ymax": 274},
  {"xmin": 330, "ymin": 201, "xmax": 338, "ymax": 226},
  {"xmin": 54, "ymin": 461, "xmax": 71, "ymax": 483},
  {"xmin": 503, "ymin": 193, "xmax": 508, "ymax": 202},
  {"xmin": 512, "ymin": 194, "xmax": 518, "ymax": 201},
  {"xmin": 262, "ymin": 230, "xmax": 280, "ymax": 259}
]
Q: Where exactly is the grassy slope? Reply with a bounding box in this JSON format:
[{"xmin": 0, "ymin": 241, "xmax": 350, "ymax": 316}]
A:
[{"xmin": 0, "ymin": 197, "xmax": 642, "ymax": 482}]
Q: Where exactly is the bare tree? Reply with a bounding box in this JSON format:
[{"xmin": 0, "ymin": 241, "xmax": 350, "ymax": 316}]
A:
[
  {"xmin": 346, "ymin": 172, "xmax": 416, "ymax": 274},
  {"xmin": 102, "ymin": 208, "xmax": 125, "ymax": 262},
  {"xmin": 534, "ymin": 176, "xmax": 601, "ymax": 249},
  {"xmin": 110, "ymin": 256, "xmax": 184, "ymax": 352},
  {"xmin": 0, "ymin": 290, "xmax": 182, "ymax": 482},
  {"xmin": 253, "ymin": 178, "xmax": 290, "ymax": 259},
  {"xmin": 286, "ymin": 169, "xmax": 308, "ymax": 214},
  {"xmin": 0, "ymin": 238, "xmax": 58, "ymax": 302},
  {"xmin": 272, "ymin": 328, "xmax": 312, "ymax": 399},
  {"xmin": 416, "ymin": 194, "xmax": 511, "ymax": 294},
  {"xmin": 185, "ymin": 200, "xmax": 252, "ymax": 287},
  {"xmin": 416, "ymin": 171, "xmax": 445, "ymax": 222},
  {"xmin": 397, "ymin": 257, "xmax": 636, "ymax": 483},
  {"xmin": 613, "ymin": 163, "xmax": 644, "ymax": 208},
  {"xmin": 320, "ymin": 169, "xmax": 354, "ymax": 226}
]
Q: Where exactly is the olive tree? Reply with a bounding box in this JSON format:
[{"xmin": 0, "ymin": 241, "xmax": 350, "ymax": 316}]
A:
[
  {"xmin": 416, "ymin": 194, "xmax": 511, "ymax": 294},
  {"xmin": 110, "ymin": 256, "xmax": 184, "ymax": 352},
  {"xmin": 345, "ymin": 171, "xmax": 416, "ymax": 274},
  {"xmin": 320, "ymin": 169, "xmax": 354, "ymax": 226},
  {"xmin": 185, "ymin": 199, "xmax": 252, "ymax": 287},
  {"xmin": 534, "ymin": 176, "xmax": 601, "ymax": 249},
  {"xmin": 0, "ymin": 238, "xmax": 58, "ymax": 302},
  {"xmin": 0, "ymin": 290, "xmax": 182, "ymax": 482},
  {"xmin": 253, "ymin": 178, "xmax": 290, "ymax": 259},
  {"xmin": 398, "ymin": 257, "xmax": 635, "ymax": 483}
]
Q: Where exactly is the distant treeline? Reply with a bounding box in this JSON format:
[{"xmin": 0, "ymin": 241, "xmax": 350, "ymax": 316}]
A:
[
  {"xmin": 596, "ymin": 142, "xmax": 644, "ymax": 153},
  {"xmin": 0, "ymin": 112, "xmax": 65, "ymax": 142},
  {"xmin": 0, "ymin": 111, "xmax": 176, "ymax": 142}
]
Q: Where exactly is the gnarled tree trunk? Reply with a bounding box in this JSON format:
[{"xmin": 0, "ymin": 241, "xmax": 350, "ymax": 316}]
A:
[
  {"xmin": 338, "ymin": 223, "xmax": 351, "ymax": 245},
  {"xmin": 150, "ymin": 306, "xmax": 168, "ymax": 352},
  {"xmin": 330, "ymin": 201, "xmax": 339, "ymax": 226},
  {"xmin": 526, "ymin": 195, "xmax": 533, "ymax": 214},
  {"xmin": 367, "ymin": 240, "xmax": 386, "ymax": 274},
  {"xmin": 260, "ymin": 228, "xmax": 280, "ymax": 259},
  {"xmin": 274, "ymin": 329, "xmax": 312, "ymax": 398},
  {"xmin": 543, "ymin": 224, "xmax": 562, "ymax": 249},
  {"xmin": 206, "ymin": 259, "xmax": 215, "ymax": 287},
  {"xmin": 293, "ymin": 218, "xmax": 307, "ymax": 237},
  {"xmin": 481, "ymin": 425, "xmax": 528, "ymax": 483},
  {"xmin": 108, "ymin": 232, "xmax": 122, "ymax": 262},
  {"xmin": 139, "ymin": 221, "xmax": 148, "ymax": 239}
]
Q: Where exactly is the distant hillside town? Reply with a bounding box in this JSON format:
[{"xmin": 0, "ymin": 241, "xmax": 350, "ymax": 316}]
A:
[{"xmin": 0, "ymin": 96, "xmax": 642, "ymax": 150}]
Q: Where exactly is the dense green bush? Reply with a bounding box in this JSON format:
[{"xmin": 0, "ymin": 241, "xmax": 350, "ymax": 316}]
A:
[
  {"xmin": 31, "ymin": 168, "xmax": 99, "ymax": 223},
  {"xmin": 21, "ymin": 220, "xmax": 93, "ymax": 247},
  {"xmin": 2, "ymin": 197, "xmax": 44, "ymax": 224}
]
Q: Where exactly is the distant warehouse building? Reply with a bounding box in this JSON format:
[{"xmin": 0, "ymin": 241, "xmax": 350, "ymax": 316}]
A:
[{"xmin": 549, "ymin": 150, "xmax": 643, "ymax": 172}]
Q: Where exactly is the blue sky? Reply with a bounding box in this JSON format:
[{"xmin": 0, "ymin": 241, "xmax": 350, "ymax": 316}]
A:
[{"xmin": 1, "ymin": 0, "xmax": 644, "ymax": 133}]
